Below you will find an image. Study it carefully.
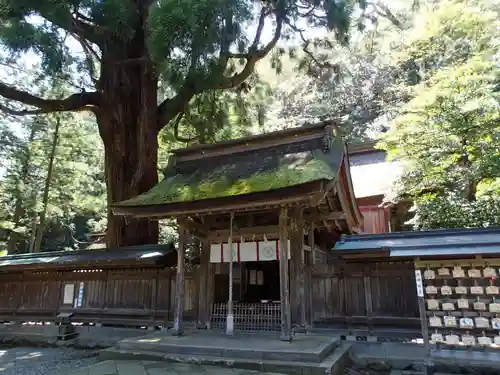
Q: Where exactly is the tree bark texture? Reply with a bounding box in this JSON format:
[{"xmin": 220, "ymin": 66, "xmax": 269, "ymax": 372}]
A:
[{"xmin": 99, "ymin": 40, "xmax": 159, "ymax": 247}]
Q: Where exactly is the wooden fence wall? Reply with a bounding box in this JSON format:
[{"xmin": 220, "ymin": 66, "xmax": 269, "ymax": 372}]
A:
[
  {"xmin": 310, "ymin": 260, "xmax": 420, "ymax": 330},
  {"xmin": 0, "ymin": 260, "xmax": 421, "ymax": 333},
  {"xmin": 0, "ymin": 266, "xmax": 200, "ymax": 327}
]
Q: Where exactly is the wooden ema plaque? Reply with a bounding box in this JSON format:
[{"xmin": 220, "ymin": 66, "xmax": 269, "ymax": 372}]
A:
[{"xmin": 417, "ymin": 260, "xmax": 500, "ymax": 349}]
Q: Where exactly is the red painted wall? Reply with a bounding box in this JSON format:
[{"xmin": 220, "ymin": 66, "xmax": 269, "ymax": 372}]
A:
[{"xmin": 356, "ymin": 196, "xmax": 390, "ymax": 234}]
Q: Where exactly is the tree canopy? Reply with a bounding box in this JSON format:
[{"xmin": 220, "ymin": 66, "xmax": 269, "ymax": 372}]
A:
[
  {"xmin": 381, "ymin": 0, "xmax": 500, "ymax": 229},
  {"xmin": 0, "ymin": 0, "xmax": 377, "ymax": 247}
]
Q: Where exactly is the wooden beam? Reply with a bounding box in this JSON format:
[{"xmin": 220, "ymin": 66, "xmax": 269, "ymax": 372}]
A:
[
  {"xmin": 304, "ymin": 211, "xmax": 346, "ymax": 223},
  {"xmin": 206, "ymin": 210, "xmax": 344, "ymax": 240},
  {"xmin": 208, "ymin": 225, "xmax": 279, "ymax": 241},
  {"xmin": 120, "ymin": 195, "xmax": 314, "ymax": 218},
  {"xmin": 310, "ymin": 180, "xmax": 336, "ymax": 206},
  {"xmin": 325, "ymin": 194, "xmax": 336, "ymax": 212},
  {"xmin": 336, "ymin": 179, "xmax": 360, "ymax": 233}
]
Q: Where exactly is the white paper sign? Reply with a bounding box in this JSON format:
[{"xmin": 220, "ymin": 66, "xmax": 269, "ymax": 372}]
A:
[
  {"xmin": 415, "ymin": 270, "xmax": 424, "ymax": 297},
  {"xmin": 63, "ymin": 284, "xmax": 75, "ymax": 304}
]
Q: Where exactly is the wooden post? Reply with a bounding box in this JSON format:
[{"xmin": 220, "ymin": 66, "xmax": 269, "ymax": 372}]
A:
[
  {"xmin": 171, "ymin": 224, "xmax": 187, "ymax": 336},
  {"xmin": 307, "ymin": 224, "xmax": 315, "ymax": 328},
  {"xmin": 297, "ymin": 212, "xmax": 306, "ymax": 330},
  {"xmin": 206, "ymin": 258, "xmax": 215, "ymax": 329},
  {"xmin": 310, "ymin": 224, "xmax": 316, "ymax": 265},
  {"xmin": 226, "ymin": 212, "xmax": 235, "ymax": 335},
  {"xmin": 290, "ymin": 208, "xmax": 306, "ymax": 331},
  {"xmin": 279, "ymin": 206, "xmax": 292, "ymax": 341},
  {"xmin": 197, "ymin": 240, "xmax": 210, "ymax": 329}
]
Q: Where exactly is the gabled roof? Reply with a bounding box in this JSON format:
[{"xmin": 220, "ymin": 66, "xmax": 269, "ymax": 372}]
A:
[
  {"xmin": 347, "ymin": 142, "xmax": 404, "ymax": 199},
  {"xmin": 333, "ymin": 227, "xmax": 500, "ymax": 259},
  {"xmin": 112, "ymin": 122, "xmax": 362, "ymax": 226},
  {"xmin": 0, "ymin": 245, "xmax": 176, "ymax": 271}
]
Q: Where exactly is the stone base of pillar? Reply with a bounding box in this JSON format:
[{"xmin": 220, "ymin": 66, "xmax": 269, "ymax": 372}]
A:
[
  {"xmin": 196, "ymin": 322, "xmax": 207, "ymax": 330},
  {"xmin": 280, "ymin": 334, "xmax": 293, "ymax": 342},
  {"xmin": 293, "ymin": 324, "xmax": 307, "ymax": 334},
  {"xmin": 170, "ymin": 328, "xmax": 184, "ymax": 337},
  {"xmin": 225, "ymin": 313, "xmax": 234, "ymax": 335}
]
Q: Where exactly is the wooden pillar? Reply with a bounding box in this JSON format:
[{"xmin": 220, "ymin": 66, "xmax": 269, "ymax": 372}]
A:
[
  {"xmin": 310, "ymin": 223, "xmax": 316, "ymax": 265},
  {"xmin": 307, "ymin": 224, "xmax": 315, "ymax": 328},
  {"xmin": 226, "ymin": 212, "xmax": 235, "ymax": 335},
  {"xmin": 279, "ymin": 206, "xmax": 292, "ymax": 341},
  {"xmin": 206, "ymin": 257, "xmax": 215, "ymax": 329},
  {"xmin": 171, "ymin": 224, "xmax": 187, "ymax": 336},
  {"xmin": 297, "ymin": 213, "xmax": 307, "ymax": 329},
  {"xmin": 290, "ymin": 208, "xmax": 306, "ymax": 330},
  {"xmin": 197, "ymin": 240, "xmax": 210, "ymax": 329}
]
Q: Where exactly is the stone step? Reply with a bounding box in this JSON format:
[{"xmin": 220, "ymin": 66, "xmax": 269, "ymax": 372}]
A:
[
  {"xmin": 100, "ymin": 342, "xmax": 352, "ymax": 375},
  {"xmin": 115, "ymin": 335, "xmax": 340, "ymax": 364}
]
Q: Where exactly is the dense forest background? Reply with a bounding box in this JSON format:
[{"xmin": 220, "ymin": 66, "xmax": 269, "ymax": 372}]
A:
[{"xmin": 0, "ymin": 0, "xmax": 499, "ymax": 253}]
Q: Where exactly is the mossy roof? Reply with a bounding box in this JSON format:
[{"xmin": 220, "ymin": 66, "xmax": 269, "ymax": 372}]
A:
[{"xmin": 115, "ymin": 136, "xmax": 344, "ymax": 207}]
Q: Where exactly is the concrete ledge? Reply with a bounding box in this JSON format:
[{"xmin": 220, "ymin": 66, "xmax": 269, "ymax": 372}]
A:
[
  {"xmin": 116, "ymin": 332, "xmax": 340, "ymax": 364},
  {"xmin": 100, "ymin": 343, "xmax": 352, "ymax": 375}
]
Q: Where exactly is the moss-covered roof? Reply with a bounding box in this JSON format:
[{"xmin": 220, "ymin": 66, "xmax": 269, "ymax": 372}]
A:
[{"xmin": 115, "ymin": 136, "xmax": 344, "ymax": 207}]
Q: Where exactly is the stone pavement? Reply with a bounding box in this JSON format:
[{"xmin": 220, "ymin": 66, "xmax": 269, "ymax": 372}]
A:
[{"xmin": 62, "ymin": 360, "xmax": 287, "ymax": 375}]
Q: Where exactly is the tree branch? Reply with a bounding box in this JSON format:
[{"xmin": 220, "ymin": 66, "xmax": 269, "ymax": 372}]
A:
[
  {"xmin": 215, "ymin": 8, "xmax": 284, "ymax": 90},
  {"xmin": 157, "ymin": 5, "xmax": 284, "ymax": 130},
  {"xmin": 157, "ymin": 83, "xmax": 198, "ymax": 131},
  {"xmin": 0, "ymin": 82, "xmax": 100, "ymax": 115},
  {"xmin": 173, "ymin": 112, "xmax": 198, "ymax": 143}
]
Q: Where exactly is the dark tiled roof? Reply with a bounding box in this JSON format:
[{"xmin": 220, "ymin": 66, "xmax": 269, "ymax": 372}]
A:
[
  {"xmin": 334, "ymin": 227, "xmax": 500, "ymax": 258},
  {"xmin": 115, "ymin": 135, "xmax": 344, "ymax": 207},
  {"xmin": 0, "ymin": 244, "xmax": 175, "ymax": 269}
]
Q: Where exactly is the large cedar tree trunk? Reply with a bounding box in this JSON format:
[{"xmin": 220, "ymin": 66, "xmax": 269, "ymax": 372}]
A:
[{"xmin": 98, "ymin": 35, "xmax": 160, "ymax": 248}]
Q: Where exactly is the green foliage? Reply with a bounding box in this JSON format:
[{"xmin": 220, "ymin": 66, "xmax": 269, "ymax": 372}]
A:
[
  {"xmin": 263, "ymin": 48, "xmax": 399, "ymax": 140},
  {"xmin": 398, "ymin": 1, "xmax": 497, "ymax": 78},
  {"xmin": 381, "ymin": 0, "xmax": 500, "ymax": 230},
  {"xmin": 0, "ymin": 0, "xmax": 364, "ymax": 92},
  {"xmin": 0, "ymin": 75, "xmax": 106, "ymax": 252}
]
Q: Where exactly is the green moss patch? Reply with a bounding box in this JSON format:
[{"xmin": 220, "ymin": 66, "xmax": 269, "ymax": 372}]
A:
[{"xmin": 116, "ymin": 141, "xmax": 341, "ymax": 207}]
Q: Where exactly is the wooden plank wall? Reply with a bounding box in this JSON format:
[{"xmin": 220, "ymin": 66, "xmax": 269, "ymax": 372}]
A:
[
  {"xmin": 310, "ymin": 260, "xmax": 420, "ymax": 329},
  {"xmin": 0, "ymin": 266, "xmax": 200, "ymax": 326},
  {"xmin": 0, "ymin": 260, "xmax": 421, "ymax": 331},
  {"xmin": 359, "ymin": 205, "xmax": 389, "ymax": 234}
]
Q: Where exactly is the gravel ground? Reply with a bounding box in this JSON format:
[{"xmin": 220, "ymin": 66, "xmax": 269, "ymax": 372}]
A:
[{"xmin": 0, "ymin": 347, "xmax": 100, "ymax": 375}]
